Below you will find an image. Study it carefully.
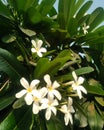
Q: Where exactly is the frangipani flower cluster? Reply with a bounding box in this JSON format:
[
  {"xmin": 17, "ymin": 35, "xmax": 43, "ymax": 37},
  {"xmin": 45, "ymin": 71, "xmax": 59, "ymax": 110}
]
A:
[{"xmin": 15, "ymin": 71, "xmax": 87, "ymax": 126}]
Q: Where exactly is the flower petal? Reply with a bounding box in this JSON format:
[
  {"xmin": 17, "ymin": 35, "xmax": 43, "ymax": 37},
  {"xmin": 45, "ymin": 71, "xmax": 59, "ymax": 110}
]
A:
[
  {"xmin": 53, "ymin": 90, "xmax": 61, "ymax": 100},
  {"xmin": 67, "ymin": 113, "xmax": 73, "ymax": 125},
  {"xmin": 37, "ymin": 51, "xmax": 43, "ymax": 57},
  {"xmin": 39, "ymin": 87, "xmax": 48, "ymax": 98},
  {"xmin": 68, "ymin": 97, "xmax": 73, "ymax": 106},
  {"xmin": 77, "ymin": 89, "xmax": 82, "ymax": 99},
  {"xmin": 51, "ymin": 107, "xmax": 57, "ymax": 115},
  {"xmin": 24, "ymin": 93, "xmax": 33, "ymax": 105},
  {"xmin": 31, "ymin": 40, "xmax": 36, "ymax": 48},
  {"xmin": 72, "ymin": 71, "xmax": 77, "ymax": 81},
  {"xmin": 15, "ymin": 89, "xmax": 27, "ymax": 98},
  {"xmin": 70, "ymin": 106, "xmax": 75, "ymax": 113},
  {"xmin": 52, "ymin": 81, "xmax": 60, "ymax": 89},
  {"xmin": 30, "ymin": 79, "xmax": 40, "ymax": 89},
  {"xmin": 32, "ymin": 103, "xmax": 40, "ymax": 114},
  {"xmin": 48, "ymin": 92, "xmax": 54, "ymax": 99},
  {"xmin": 61, "ymin": 105, "xmax": 67, "ymax": 113},
  {"xmin": 64, "ymin": 113, "xmax": 70, "ymax": 125},
  {"xmin": 52, "ymin": 99, "xmax": 59, "ymax": 106},
  {"xmin": 39, "ymin": 48, "xmax": 47, "ymax": 53},
  {"xmin": 78, "ymin": 77, "xmax": 84, "ymax": 85},
  {"xmin": 20, "ymin": 77, "xmax": 29, "ymax": 89},
  {"xmin": 31, "ymin": 48, "xmax": 37, "ymax": 53},
  {"xmin": 37, "ymin": 40, "xmax": 43, "ymax": 48},
  {"xmin": 72, "ymin": 83, "xmax": 77, "ymax": 90},
  {"xmin": 79, "ymin": 85, "xmax": 87, "ymax": 94},
  {"xmin": 32, "ymin": 90, "xmax": 41, "ymax": 99},
  {"xmin": 45, "ymin": 109, "xmax": 51, "ymax": 120},
  {"xmin": 44, "ymin": 74, "xmax": 51, "ymax": 86}
]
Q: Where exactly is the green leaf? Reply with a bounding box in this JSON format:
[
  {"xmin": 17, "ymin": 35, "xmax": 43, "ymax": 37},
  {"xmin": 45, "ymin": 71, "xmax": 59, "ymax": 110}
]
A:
[
  {"xmin": 2, "ymin": 35, "xmax": 16, "ymax": 43},
  {"xmin": 38, "ymin": 0, "xmax": 56, "ymax": 16},
  {"xmin": 46, "ymin": 116, "xmax": 65, "ymax": 130},
  {"xmin": 34, "ymin": 50, "xmax": 72, "ymax": 78},
  {"xmin": 74, "ymin": 0, "xmax": 84, "ymax": 14},
  {"xmin": 76, "ymin": 1, "xmax": 93, "ymax": 22},
  {"xmin": 0, "ymin": 48, "xmax": 27, "ymax": 82},
  {"xmin": 95, "ymin": 97, "xmax": 104, "ymax": 107},
  {"xmin": 0, "ymin": 96, "xmax": 15, "ymax": 111},
  {"xmin": 13, "ymin": 0, "xmax": 37, "ymax": 12},
  {"xmin": 49, "ymin": 7, "xmax": 57, "ymax": 17},
  {"xmin": 57, "ymin": 67, "xmax": 94, "ymax": 82},
  {"xmin": 19, "ymin": 27, "xmax": 36, "ymax": 37},
  {"xmin": 85, "ymin": 84, "xmax": 104, "ymax": 96},
  {"xmin": 58, "ymin": 0, "xmax": 76, "ymax": 25},
  {"xmin": 67, "ymin": 18, "xmax": 78, "ymax": 36},
  {"xmin": 13, "ymin": 98, "xmax": 25, "ymax": 109},
  {"xmin": 87, "ymin": 102, "xmax": 103, "ymax": 130},
  {"xmin": 27, "ymin": 7, "xmax": 42, "ymax": 24},
  {"xmin": 75, "ymin": 67, "xmax": 94, "ymax": 75},
  {"xmin": 0, "ymin": 107, "xmax": 33, "ymax": 130},
  {"xmin": 88, "ymin": 7, "xmax": 104, "ymax": 31},
  {"xmin": 0, "ymin": 1, "xmax": 11, "ymax": 18}
]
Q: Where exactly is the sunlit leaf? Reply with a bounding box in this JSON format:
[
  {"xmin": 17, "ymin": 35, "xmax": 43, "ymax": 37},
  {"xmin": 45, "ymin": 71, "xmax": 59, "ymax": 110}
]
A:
[
  {"xmin": 19, "ymin": 27, "xmax": 36, "ymax": 37},
  {"xmin": 95, "ymin": 97, "xmax": 104, "ymax": 107},
  {"xmin": 2, "ymin": 35, "xmax": 16, "ymax": 43}
]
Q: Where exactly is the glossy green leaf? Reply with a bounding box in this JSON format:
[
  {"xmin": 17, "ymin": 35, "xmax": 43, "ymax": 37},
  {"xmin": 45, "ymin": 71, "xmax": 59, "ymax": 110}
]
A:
[
  {"xmin": 38, "ymin": 0, "xmax": 56, "ymax": 16},
  {"xmin": 87, "ymin": 102, "xmax": 103, "ymax": 130},
  {"xmin": 58, "ymin": 0, "xmax": 76, "ymax": 25},
  {"xmin": 76, "ymin": 1, "xmax": 93, "ymax": 22},
  {"xmin": 0, "ymin": 94, "xmax": 15, "ymax": 111},
  {"xmin": 34, "ymin": 50, "xmax": 72, "ymax": 78},
  {"xmin": 49, "ymin": 7, "xmax": 57, "ymax": 17},
  {"xmin": 0, "ymin": 48, "xmax": 27, "ymax": 82},
  {"xmin": 57, "ymin": 66, "xmax": 94, "ymax": 82},
  {"xmin": 86, "ymin": 84, "xmax": 104, "ymax": 96},
  {"xmin": 75, "ymin": 67, "xmax": 94, "ymax": 75},
  {"xmin": 2, "ymin": 35, "xmax": 16, "ymax": 43},
  {"xmin": 0, "ymin": 107, "xmax": 33, "ymax": 130},
  {"xmin": 67, "ymin": 18, "xmax": 78, "ymax": 36},
  {"xmin": 74, "ymin": 0, "xmax": 84, "ymax": 14},
  {"xmin": 19, "ymin": 27, "xmax": 36, "ymax": 37},
  {"xmin": 88, "ymin": 7, "xmax": 104, "ymax": 31},
  {"xmin": 95, "ymin": 97, "xmax": 104, "ymax": 107}
]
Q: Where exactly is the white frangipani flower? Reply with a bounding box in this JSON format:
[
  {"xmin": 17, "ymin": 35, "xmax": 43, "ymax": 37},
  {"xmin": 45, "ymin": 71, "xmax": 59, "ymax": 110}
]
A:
[
  {"xmin": 60, "ymin": 97, "xmax": 75, "ymax": 125},
  {"xmin": 44, "ymin": 74, "xmax": 61, "ymax": 100},
  {"xmin": 71, "ymin": 71, "xmax": 87, "ymax": 99},
  {"xmin": 15, "ymin": 77, "xmax": 40, "ymax": 105},
  {"xmin": 32, "ymin": 87, "xmax": 47, "ymax": 114},
  {"xmin": 82, "ymin": 23, "xmax": 89, "ymax": 34},
  {"xmin": 41, "ymin": 97, "xmax": 59, "ymax": 120},
  {"xmin": 31, "ymin": 39, "xmax": 47, "ymax": 57}
]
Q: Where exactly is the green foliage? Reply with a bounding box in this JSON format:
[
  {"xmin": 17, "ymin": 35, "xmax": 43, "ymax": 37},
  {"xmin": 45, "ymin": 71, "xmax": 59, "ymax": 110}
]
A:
[{"xmin": 0, "ymin": 0, "xmax": 104, "ymax": 130}]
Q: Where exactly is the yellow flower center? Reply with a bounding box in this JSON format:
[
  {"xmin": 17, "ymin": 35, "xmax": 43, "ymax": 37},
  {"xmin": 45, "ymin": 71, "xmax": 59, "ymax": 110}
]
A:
[
  {"xmin": 34, "ymin": 96, "xmax": 39, "ymax": 102},
  {"xmin": 75, "ymin": 81, "xmax": 79, "ymax": 87},
  {"xmin": 27, "ymin": 87, "xmax": 32, "ymax": 92},
  {"xmin": 35, "ymin": 47, "xmax": 39, "ymax": 51},
  {"xmin": 48, "ymin": 86, "xmax": 53, "ymax": 91}
]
